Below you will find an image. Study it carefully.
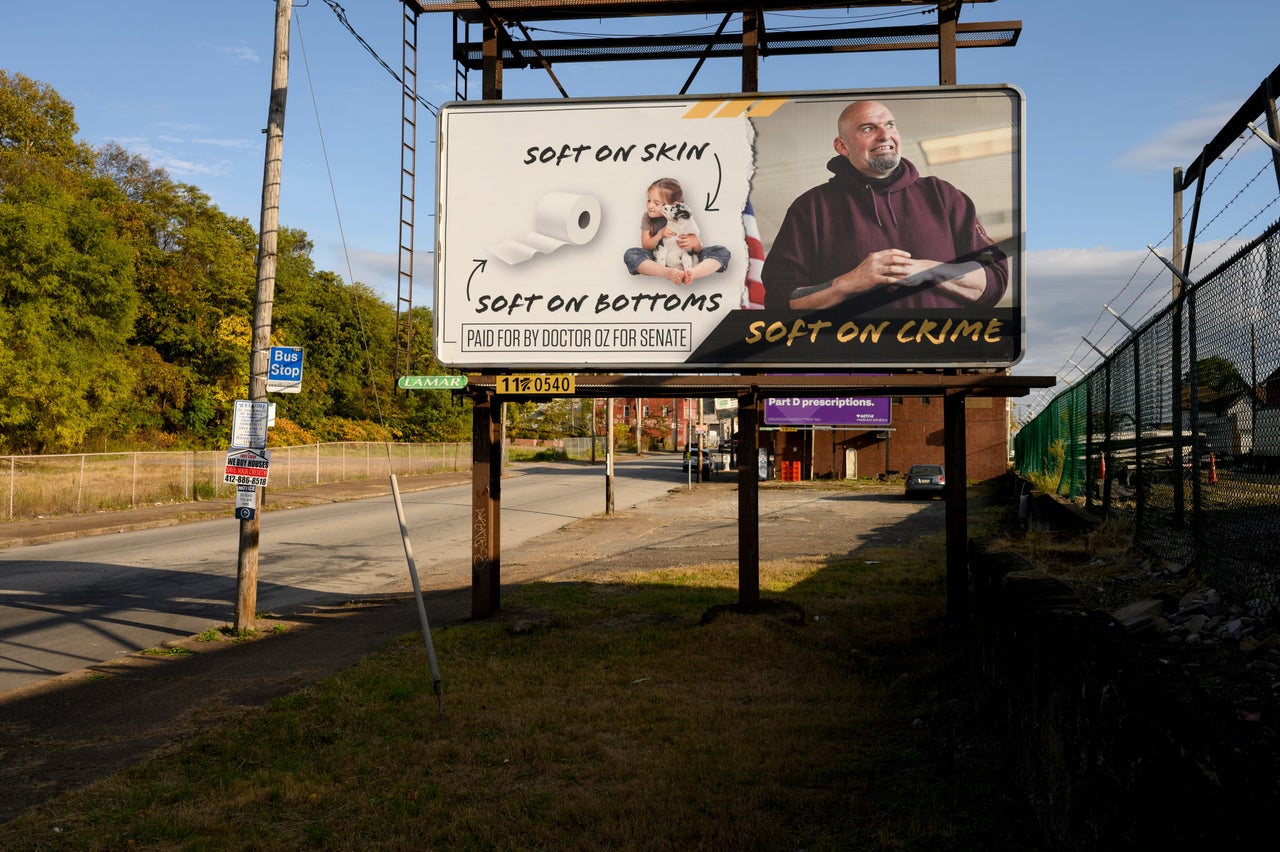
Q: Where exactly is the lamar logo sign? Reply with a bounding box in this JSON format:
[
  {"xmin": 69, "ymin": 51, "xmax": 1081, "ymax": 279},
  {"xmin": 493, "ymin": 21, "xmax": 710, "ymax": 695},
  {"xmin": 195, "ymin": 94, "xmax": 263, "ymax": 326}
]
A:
[{"xmin": 398, "ymin": 375, "xmax": 468, "ymax": 390}]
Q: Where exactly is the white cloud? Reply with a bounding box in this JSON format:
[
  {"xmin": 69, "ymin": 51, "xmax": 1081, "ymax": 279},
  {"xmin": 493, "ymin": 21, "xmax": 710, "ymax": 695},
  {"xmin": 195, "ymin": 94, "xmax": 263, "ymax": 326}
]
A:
[
  {"xmin": 1114, "ymin": 103, "xmax": 1238, "ymax": 172},
  {"xmin": 310, "ymin": 245, "xmax": 434, "ymax": 308},
  {"xmin": 345, "ymin": 247, "xmax": 396, "ymax": 287},
  {"xmin": 123, "ymin": 139, "xmax": 232, "ymax": 178},
  {"xmin": 104, "ymin": 127, "xmax": 253, "ymax": 179},
  {"xmin": 154, "ymin": 122, "xmax": 209, "ymax": 134},
  {"xmin": 158, "ymin": 156, "xmax": 232, "ymax": 178},
  {"xmin": 1013, "ymin": 236, "xmax": 1264, "ymax": 421},
  {"xmin": 191, "ymin": 137, "xmax": 255, "ymax": 150},
  {"xmin": 214, "ymin": 42, "xmax": 258, "ymax": 63},
  {"xmin": 359, "ymin": 248, "xmax": 434, "ymax": 308},
  {"xmin": 1014, "ymin": 246, "xmax": 1163, "ymax": 379}
]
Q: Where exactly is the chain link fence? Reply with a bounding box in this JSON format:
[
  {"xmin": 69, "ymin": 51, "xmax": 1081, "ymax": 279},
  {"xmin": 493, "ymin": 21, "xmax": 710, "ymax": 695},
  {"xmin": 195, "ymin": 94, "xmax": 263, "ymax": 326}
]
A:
[
  {"xmin": 2, "ymin": 442, "xmax": 470, "ymax": 522},
  {"xmin": 1014, "ymin": 219, "xmax": 1280, "ymax": 611}
]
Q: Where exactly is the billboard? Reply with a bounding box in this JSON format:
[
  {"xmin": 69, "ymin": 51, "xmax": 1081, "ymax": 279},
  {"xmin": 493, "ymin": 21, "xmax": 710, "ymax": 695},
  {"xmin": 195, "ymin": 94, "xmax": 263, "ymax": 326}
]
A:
[
  {"xmin": 434, "ymin": 85, "xmax": 1024, "ymax": 371},
  {"xmin": 765, "ymin": 396, "xmax": 892, "ymax": 427}
]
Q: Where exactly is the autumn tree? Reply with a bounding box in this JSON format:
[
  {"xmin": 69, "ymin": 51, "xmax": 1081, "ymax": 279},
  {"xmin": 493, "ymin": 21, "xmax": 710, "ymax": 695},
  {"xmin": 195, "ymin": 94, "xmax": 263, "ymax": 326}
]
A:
[
  {"xmin": 1184, "ymin": 355, "xmax": 1246, "ymax": 393},
  {"xmin": 0, "ymin": 72, "xmax": 469, "ymax": 453},
  {"xmin": 0, "ymin": 71, "xmax": 138, "ymax": 452}
]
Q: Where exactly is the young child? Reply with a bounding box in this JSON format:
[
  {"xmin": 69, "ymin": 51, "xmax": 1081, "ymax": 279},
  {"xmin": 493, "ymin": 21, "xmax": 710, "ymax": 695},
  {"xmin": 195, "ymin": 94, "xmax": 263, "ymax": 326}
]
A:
[{"xmin": 623, "ymin": 177, "xmax": 730, "ymax": 285}]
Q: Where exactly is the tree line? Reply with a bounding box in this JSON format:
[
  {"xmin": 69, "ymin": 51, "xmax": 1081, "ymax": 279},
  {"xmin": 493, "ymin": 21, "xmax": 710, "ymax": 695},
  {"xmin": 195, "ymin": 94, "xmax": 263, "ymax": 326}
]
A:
[{"xmin": 0, "ymin": 70, "xmax": 471, "ymax": 455}]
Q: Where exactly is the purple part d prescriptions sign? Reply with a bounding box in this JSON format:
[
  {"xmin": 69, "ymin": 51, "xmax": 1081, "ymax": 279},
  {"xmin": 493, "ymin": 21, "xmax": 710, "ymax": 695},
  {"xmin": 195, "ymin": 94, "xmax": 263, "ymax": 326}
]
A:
[{"xmin": 764, "ymin": 396, "xmax": 892, "ymax": 427}]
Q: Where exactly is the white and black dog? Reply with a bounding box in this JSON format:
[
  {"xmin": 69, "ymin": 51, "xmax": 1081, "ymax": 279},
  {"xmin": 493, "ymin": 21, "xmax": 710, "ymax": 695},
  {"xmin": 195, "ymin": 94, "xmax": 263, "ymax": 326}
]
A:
[{"xmin": 654, "ymin": 201, "xmax": 700, "ymax": 273}]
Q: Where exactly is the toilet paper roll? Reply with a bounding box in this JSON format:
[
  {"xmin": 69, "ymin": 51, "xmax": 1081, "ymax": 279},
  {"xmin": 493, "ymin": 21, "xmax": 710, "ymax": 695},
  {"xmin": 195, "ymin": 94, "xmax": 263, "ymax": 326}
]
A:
[{"xmin": 490, "ymin": 191, "xmax": 601, "ymax": 265}]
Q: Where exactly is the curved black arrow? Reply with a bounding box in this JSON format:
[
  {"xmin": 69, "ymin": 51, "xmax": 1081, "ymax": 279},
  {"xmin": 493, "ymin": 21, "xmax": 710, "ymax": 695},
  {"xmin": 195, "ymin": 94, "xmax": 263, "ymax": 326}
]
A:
[
  {"xmin": 466, "ymin": 259, "xmax": 488, "ymax": 301},
  {"xmin": 704, "ymin": 153, "xmax": 722, "ymax": 212}
]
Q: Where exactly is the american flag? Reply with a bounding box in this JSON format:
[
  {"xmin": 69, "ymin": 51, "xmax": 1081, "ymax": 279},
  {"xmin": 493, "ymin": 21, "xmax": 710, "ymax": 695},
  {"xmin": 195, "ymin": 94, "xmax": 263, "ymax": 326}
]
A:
[{"xmin": 742, "ymin": 198, "xmax": 765, "ymax": 309}]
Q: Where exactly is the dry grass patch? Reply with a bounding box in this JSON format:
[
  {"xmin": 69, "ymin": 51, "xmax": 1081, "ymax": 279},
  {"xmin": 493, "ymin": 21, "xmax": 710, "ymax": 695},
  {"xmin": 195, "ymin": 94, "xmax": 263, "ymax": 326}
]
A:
[{"xmin": 982, "ymin": 511, "xmax": 1206, "ymax": 611}]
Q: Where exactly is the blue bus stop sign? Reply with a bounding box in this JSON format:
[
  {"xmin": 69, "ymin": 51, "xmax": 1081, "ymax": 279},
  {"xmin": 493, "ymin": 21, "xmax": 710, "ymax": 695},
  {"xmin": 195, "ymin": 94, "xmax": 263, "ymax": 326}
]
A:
[{"xmin": 267, "ymin": 346, "xmax": 303, "ymax": 393}]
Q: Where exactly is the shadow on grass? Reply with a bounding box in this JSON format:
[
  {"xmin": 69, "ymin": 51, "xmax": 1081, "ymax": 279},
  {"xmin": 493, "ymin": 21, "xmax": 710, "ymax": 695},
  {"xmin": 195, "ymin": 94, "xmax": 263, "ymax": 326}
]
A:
[{"xmin": 0, "ymin": 485, "xmax": 1042, "ymax": 849}]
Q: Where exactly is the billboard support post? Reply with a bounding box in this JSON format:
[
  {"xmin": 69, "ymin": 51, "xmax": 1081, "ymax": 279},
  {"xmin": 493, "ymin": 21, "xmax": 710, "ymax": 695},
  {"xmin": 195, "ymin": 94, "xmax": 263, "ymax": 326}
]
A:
[
  {"xmin": 944, "ymin": 390, "xmax": 968, "ymax": 620},
  {"xmin": 737, "ymin": 390, "xmax": 760, "ymax": 612},
  {"xmin": 938, "ymin": 0, "xmax": 958, "ymax": 85},
  {"xmin": 471, "ymin": 391, "xmax": 501, "ymax": 618},
  {"xmin": 481, "ymin": 17, "xmax": 502, "ymax": 99},
  {"xmin": 742, "ymin": 10, "xmax": 759, "ymax": 92}
]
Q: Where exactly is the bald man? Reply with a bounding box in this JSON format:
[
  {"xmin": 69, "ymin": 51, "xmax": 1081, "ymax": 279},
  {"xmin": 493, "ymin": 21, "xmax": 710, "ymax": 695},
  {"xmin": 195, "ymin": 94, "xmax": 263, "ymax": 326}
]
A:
[{"xmin": 762, "ymin": 100, "xmax": 1008, "ymax": 312}]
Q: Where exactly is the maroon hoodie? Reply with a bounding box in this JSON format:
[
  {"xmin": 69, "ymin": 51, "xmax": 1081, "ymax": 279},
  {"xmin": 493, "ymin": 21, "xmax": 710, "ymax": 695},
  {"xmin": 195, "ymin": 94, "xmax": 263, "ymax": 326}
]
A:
[{"xmin": 761, "ymin": 155, "xmax": 1008, "ymax": 311}]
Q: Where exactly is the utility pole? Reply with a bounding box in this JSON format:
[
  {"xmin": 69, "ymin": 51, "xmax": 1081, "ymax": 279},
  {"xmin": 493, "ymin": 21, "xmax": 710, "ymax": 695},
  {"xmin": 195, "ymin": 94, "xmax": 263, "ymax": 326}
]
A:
[
  {"xmin": 236, "ymin": 0, "xmax": 291, "ymax": 632},
  {"xmin": 605, "ymin": 398, "xmax": 615, "ymax": 513},
  {"xmin": 590, "ymin": 398, "xmax": 598, "ymax": 464},
  {"xmin": 697, "ymin": 398, "xmax": 705, "ymax": 482}
]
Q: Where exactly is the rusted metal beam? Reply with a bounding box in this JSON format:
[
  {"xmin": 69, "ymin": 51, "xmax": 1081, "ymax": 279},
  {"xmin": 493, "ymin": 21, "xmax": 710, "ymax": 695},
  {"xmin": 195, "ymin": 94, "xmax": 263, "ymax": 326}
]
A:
[
  {"xmin": 452, "ymin": 21, "xmax": 1021, "ymax": 69},
  {"xmin": 1179, "ymin": 62, "xmax": 1280, "ymax": 189},
  {"xmin": 410, "ymin": 1, "xmax": 993, "ymax": 22},
  {"xmin": 469, "ymin": 373, "xmax": 1055, "ymax": 402}
]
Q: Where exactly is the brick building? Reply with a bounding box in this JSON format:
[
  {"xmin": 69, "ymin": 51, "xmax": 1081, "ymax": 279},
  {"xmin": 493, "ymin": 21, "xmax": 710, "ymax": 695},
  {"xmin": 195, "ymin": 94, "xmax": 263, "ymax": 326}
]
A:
[
  {"xmin": 607, "ymin": 394, "xmax": 1011, "ymax": 482},
  {"xmin": 762, "ymin": 395, "xmax": 1011, "ymax": 482}
]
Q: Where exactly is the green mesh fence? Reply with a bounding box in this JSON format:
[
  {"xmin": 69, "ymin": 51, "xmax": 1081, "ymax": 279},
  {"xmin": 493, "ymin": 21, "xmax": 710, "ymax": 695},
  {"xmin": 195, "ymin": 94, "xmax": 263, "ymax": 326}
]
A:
[{"xmin": 1015, "ymin": 220, "xmax": 1280, "ymax": 611}]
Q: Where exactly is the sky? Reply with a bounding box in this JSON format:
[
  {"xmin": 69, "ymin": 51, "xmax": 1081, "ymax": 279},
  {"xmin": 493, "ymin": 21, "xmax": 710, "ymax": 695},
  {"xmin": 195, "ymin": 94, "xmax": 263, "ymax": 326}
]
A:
[{"xmin": 4, "ymin": 0, "xmax": 1279, "ymax": 417}]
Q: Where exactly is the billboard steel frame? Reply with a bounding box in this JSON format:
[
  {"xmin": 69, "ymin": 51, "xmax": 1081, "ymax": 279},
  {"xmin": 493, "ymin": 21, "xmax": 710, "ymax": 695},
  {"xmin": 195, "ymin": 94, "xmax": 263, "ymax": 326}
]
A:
[{"xmin": 398, "ymin": 1, "xmax": 1045, "ymax": 621}]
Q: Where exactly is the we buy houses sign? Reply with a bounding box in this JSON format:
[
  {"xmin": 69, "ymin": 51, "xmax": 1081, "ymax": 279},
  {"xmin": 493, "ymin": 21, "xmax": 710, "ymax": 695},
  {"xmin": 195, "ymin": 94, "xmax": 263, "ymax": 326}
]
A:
[{"xmin": 224, "ymin": 449, "xmax": 270, "ymax": 487}]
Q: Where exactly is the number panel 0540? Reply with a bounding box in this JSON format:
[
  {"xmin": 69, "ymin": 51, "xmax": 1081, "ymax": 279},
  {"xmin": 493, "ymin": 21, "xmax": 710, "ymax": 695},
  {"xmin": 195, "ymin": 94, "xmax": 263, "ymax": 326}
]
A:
[{"xmin": 496, "ymin": 374, "xmax": 575, "ymax": 395}]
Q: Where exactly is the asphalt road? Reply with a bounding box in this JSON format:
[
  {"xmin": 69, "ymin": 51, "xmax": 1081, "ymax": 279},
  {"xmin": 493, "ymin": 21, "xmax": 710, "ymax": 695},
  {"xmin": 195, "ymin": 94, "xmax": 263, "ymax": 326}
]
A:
[{"xmin": 0, "ymin": 456, "xmax": 692, "ymax": 695}]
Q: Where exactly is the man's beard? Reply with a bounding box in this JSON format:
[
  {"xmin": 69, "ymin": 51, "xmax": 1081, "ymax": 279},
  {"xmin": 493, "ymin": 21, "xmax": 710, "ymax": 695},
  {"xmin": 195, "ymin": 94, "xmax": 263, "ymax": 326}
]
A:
[{"xmin": 867, "ymin": 151, "xmax": 900, "ymax": 176}]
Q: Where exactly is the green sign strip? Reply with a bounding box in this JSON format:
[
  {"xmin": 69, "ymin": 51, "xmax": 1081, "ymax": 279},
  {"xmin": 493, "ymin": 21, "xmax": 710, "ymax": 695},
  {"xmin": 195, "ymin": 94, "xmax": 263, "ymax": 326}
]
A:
[{"xmin": 398, "ymin": 375, "xmax": 468, "ymax": 390}]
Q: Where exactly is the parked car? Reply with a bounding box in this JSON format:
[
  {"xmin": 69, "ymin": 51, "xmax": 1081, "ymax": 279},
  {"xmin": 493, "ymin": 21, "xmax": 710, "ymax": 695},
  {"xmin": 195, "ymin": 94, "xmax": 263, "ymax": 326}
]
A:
[
  {"xmin": 682, "ymin": 447, "xmax": 716, "ymax": 479},
  {"xmin": 904, "ymin": 463, "xmax": 945, "ymax": 499}
]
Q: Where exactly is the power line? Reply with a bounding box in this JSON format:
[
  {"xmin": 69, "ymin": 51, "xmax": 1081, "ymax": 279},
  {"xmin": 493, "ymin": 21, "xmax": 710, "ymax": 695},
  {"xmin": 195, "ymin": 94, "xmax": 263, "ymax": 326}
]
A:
[{"xmin": 321, "ymin": 0, "xmax": 439, "ymax": 116}]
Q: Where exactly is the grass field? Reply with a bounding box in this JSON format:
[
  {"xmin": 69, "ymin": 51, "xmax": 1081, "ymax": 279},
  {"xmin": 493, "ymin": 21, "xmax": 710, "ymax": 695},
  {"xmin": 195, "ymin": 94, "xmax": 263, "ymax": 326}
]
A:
[{"xmin": 0, "ymin": 494, "xmax": 1039, "ymax": 850}]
